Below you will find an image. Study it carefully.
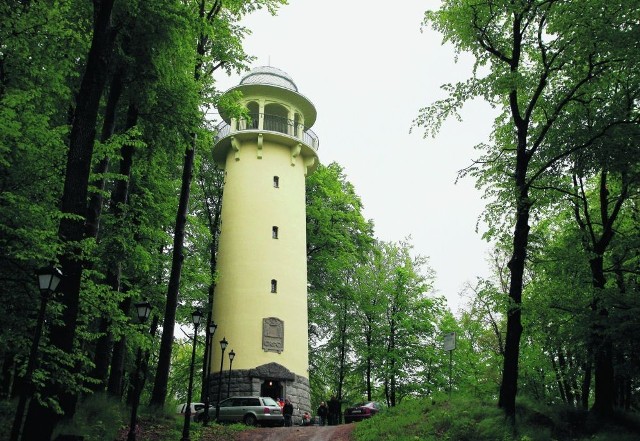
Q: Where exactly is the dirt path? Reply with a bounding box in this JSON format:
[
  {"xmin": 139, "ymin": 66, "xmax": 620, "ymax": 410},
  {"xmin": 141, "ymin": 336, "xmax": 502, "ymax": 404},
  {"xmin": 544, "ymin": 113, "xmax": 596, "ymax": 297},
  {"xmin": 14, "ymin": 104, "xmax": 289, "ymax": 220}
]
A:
[{"xmin": 232, "ymin": 425, "xmax": 356, "ymax": 441}]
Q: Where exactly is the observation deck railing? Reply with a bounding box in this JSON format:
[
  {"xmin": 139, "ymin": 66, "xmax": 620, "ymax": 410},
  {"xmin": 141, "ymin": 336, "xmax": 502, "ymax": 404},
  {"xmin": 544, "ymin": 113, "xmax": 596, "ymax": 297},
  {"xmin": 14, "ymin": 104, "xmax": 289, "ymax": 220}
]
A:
[{"xmin": 214, "ymin": 113, "xmax": 319, "ymax": 151}]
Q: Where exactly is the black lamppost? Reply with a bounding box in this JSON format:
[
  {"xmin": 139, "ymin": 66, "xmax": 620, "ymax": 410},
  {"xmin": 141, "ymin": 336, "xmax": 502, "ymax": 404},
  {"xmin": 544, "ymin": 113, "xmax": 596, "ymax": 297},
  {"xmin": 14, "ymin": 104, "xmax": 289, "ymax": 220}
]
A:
[
  {"xmin": 214, "ymin": 337, "xmax": 228, "ymax": 421},
  {"xmin": 181, "ymin": 309, "xmax": 203, "ymax": 441},
  {"xmin": 10, "ymin": 266, "xmax": 63, "ymax": 441},
  {"xmin": 126, "ymin": 301, "xmax": 152, "ymax": 441},
  {"xmin": 201, "ymin": 320, "xmax": 217, "ymax": 426},
  {"xmin": 226, "ymin": 350, "xmax": 235, "ymax": 398}
]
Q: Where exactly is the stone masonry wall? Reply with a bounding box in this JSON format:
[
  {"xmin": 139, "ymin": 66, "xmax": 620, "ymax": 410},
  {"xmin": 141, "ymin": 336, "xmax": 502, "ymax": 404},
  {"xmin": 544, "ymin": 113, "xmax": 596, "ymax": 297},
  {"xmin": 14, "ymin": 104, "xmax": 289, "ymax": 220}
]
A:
[{"xmin": 207, "ymin": 365, "xmax": 310, "ymax": 422}]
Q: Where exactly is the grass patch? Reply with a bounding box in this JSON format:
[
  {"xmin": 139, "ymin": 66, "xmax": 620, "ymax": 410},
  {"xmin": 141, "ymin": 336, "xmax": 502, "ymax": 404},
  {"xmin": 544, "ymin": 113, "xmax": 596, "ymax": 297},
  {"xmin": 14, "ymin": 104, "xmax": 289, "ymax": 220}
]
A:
[{"xmin": 353, "ymin": 394, "xmax": 640, "ymax": 441}]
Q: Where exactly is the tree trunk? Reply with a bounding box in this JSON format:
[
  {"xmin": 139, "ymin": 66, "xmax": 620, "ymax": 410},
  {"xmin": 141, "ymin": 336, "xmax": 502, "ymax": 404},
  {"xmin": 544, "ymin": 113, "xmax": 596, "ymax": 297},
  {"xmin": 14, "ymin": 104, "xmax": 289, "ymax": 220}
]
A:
[
  {"xmin": 590, "ymin": 256, "xmax": 614, "ymax": 415},
  {"xmin": 365, "ymin": 326, "xmax": 372, "ymax": 401},
  {"xmin": 581, "ymin": 357, "xmax": 592, "ymax": 410},
  {"xmin": 585, "ymin": 170, "xmax": 626, "ymax": 416},
  {"xmin": 86, "ymin": 70, "xmax": 127, "ymax": 392},
  {"xmin": 389, "ymin": 326, "xmax": 396, "ymax": 407},
  {"xmin": 21, "ymin": 1, "xmax": 117, "ymax": 439},
  {"xmin": 498, "ymin": 188, "xmax": 529, "ymax": 418},
  {"xmin": 1, "ymin": 354, "xmax": 14, "ymax": 399},
  {"xmin": 107, "ymin": 297, "xmax": 132, "ymax": 396},
  {"xmin": 567, "ymin": 351, "xmax": 581, "ymax": 407},
  {"xmin": 552, "ymin": 356, "xmax": 568, "ymax": 404},
  {"xmin": 336, "ymin": 295, "xmax": 348, "ymax": 424},
  {"xmin": 85, "ymin": 66, "xmax": 124, "ymax": 240},
  {"xmin": 557, "ymin": 351, "xmax": 574, "ymax": 406},
  {"xmin": 149, "ymin": 140, "xmax": 196, "ymax": 407},
  {"xmin": 200, "ymin": 174, "xmax": 222, "ymax": 400}
]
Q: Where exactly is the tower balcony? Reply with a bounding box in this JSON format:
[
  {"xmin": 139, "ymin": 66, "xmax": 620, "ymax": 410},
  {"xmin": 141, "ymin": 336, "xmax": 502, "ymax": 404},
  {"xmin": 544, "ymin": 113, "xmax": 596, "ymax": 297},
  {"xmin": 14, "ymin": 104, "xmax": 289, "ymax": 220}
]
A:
[{"xmin": 214, "ymin": 113, "xmax": 320, "ymax": 152}]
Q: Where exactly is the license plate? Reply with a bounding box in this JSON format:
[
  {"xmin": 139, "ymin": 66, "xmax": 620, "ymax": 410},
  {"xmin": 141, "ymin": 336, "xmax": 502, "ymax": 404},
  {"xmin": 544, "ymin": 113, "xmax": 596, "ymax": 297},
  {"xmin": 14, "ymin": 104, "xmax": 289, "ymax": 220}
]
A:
[{"xmin": 351, "ymin": 410, "xmax": 362, "ymax": 414}]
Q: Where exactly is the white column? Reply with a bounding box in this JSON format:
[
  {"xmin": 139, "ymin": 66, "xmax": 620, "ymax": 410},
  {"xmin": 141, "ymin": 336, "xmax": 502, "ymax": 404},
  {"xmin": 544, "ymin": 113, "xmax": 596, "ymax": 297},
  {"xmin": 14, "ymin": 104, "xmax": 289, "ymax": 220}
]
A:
[{"xmin": 258, "ymin": 100, "xmax": 265, "ymax": 130}]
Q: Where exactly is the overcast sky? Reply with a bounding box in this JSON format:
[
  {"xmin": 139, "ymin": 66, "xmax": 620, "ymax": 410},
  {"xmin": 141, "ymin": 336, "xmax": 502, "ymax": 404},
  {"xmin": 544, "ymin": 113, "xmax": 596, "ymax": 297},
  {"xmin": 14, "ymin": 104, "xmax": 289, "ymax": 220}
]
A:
[{"xmin": 213, "ymin": 0, "xmax": 497, "ymax": 312}]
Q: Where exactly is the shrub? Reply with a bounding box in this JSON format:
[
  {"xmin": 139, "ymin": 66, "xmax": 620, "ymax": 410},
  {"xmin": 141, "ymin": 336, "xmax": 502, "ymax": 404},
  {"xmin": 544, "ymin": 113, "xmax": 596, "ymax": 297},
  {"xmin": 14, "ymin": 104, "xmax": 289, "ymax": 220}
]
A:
[{"xmin": 52, "ymin": 393, "xmax": 124, "ymax": 441}]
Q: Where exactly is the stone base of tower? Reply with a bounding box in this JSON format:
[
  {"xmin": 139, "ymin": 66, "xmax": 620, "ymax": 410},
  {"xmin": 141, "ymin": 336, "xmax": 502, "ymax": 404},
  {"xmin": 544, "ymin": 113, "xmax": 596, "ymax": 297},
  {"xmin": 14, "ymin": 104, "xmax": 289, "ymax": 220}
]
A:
[{"xmin": 208, "ymin": 362, "xmax": 310, "ymax": 421}]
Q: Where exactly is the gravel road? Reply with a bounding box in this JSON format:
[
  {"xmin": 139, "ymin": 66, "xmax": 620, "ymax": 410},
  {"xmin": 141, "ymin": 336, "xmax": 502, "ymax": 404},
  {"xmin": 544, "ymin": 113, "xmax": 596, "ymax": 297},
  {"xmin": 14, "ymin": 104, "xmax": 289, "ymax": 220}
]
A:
[{"xmin": 232, "ymin": 425, "xmax": 356, "ymax": 441}]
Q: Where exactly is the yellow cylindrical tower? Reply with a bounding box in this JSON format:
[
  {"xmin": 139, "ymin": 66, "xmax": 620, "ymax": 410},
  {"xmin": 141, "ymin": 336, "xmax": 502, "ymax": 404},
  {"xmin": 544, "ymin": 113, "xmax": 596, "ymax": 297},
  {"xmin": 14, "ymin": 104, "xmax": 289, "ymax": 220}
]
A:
[{"xmin": 209, "ymin": 66, "xmax": 318, "ymax": 413}]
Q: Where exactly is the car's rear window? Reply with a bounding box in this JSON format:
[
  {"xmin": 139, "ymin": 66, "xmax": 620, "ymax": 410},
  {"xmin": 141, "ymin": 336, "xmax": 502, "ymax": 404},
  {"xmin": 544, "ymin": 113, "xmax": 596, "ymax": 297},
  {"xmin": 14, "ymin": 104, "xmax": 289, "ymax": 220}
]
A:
[{"xmin": 262, "ymin": 397, "xmax": 277, "ymax": 406}]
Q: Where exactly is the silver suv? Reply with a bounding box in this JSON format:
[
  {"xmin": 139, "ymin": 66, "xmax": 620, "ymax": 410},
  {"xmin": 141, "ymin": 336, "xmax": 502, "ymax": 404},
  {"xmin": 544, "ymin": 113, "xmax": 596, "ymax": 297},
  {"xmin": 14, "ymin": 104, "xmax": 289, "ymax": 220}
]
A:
[{"xmin": 195, "ymin": 396, "xmax": 284, "ymax": 426}]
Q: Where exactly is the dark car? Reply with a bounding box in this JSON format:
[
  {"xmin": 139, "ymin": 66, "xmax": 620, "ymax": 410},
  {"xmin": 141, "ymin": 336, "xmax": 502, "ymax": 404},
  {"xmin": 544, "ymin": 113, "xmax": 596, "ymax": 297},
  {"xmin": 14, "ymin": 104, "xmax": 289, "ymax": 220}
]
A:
[
  {"xmin": 344, "ymin": 401, "xmax": 381, "ymax": 423},
  {"xmin": 195, "ymin": 396, "xmax": 284, "ymax": 426}
]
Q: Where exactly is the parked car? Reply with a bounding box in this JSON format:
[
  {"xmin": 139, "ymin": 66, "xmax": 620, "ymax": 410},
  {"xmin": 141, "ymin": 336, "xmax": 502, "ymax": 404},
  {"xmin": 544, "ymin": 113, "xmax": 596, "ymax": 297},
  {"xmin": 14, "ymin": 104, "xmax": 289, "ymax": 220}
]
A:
[
  {"xmin": 176, "ymin": 402, "xmax": 205, "ymax": 421},
  {"xmin": 343, "ymin": 401, "xmax": 381, "ymax": 423},
  {"xmin": 195, "ymin": 396, "xmax": 284, "ymax": 426}
]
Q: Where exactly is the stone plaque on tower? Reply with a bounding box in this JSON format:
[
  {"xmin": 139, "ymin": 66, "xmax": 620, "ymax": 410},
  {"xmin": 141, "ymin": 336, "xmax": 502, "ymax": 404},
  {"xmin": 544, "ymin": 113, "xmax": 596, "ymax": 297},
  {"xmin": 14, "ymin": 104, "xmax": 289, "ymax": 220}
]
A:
[{"xmin": 262, "ymin": 317, "xmax": 284, "ymax": 353}]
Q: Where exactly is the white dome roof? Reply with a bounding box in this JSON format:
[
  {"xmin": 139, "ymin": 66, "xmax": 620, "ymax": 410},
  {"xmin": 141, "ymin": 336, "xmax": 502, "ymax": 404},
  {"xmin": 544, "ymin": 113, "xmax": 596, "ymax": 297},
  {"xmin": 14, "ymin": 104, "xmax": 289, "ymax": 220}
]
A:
[{"xmin": 240, "ymin": 66, "xmax": 298, "ymax": 92}]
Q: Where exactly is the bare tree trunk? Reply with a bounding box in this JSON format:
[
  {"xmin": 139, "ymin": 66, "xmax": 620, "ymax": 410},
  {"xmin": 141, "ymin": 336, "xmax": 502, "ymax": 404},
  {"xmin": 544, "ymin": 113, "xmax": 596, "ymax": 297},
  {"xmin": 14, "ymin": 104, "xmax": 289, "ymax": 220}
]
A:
[
  {"xmin": 365, "ymin": 327, "xmax": 372, "ymax": 402},
  {"xmin": 498, "ymin": 184, "xmax": 529, "ymax": 418},
  {"xmin": 590, "ymin": 255, "xmax": 614, "ymax": 416},
  {"xmin": 149, "ymin": 139, "xmax": 196, "ymax": 407},
  {"xmin": 336, "ymin": 295, "xmax": 348, "ymax": 424}
]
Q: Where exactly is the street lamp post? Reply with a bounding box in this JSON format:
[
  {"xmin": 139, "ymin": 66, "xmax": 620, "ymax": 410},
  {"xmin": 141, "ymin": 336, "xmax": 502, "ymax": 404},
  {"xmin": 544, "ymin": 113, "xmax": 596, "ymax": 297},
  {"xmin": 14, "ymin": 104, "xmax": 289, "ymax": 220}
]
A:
[
  {"xmin": 226, "ymin": 350, "xmax": 235, "ymax": 399},
  {"xmin": 181, "ymin": 309, "xmax": 203, "ymax": 441},
  {"xmin": 214, "ymin": 337, "xmax": 228, "ymax": 421},
  {"xmin": 10, "ymin": 266, "xmax": 63, "ymax": 441},
  {"xmin": 201, "ymin": 321, "xmax": 217, "ymax": 426},
  {"xmin": 126, "ymin": 301, "xmax": 152, "ymax": 441}
]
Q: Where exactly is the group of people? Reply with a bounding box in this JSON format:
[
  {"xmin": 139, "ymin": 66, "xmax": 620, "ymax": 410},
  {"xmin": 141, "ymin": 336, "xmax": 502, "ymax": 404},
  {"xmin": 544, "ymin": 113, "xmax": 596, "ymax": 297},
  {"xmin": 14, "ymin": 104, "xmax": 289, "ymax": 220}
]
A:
[
  {"xmin": 277, "ymin": 395, "xmax": 342, "ymax": 427},
  {"xmin": 316, "ymin": 396, "xmax": 341, "ymax": 426}
]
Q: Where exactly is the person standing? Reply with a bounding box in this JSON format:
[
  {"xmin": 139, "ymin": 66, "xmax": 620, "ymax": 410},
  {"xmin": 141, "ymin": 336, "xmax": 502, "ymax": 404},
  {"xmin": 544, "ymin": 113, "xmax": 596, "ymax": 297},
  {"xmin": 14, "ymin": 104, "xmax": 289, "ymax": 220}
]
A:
[
  {"xmin": 317, "ymin": 401, "xmax": 328, "ymax": 426},
  {"xmin": 283, "ymin": 398, "xmax": 294, "ymax": 427},
  {"xmin": 328, "ymin": 396, "xmax": 340, "ymax": 425}
]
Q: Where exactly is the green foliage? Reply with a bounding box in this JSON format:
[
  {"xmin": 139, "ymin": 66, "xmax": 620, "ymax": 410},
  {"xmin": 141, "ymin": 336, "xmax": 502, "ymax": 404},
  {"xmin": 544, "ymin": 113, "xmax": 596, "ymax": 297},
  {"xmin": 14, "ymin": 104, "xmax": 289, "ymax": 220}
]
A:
[
  {"xmin": 167, "ymin": 337, "xmax": 204, "ymax": 404},
  {"xmin": 418, "ymin": 0, "xmax": 640, "ymax": 416},
  {"xmin": 0, "ymin": 0, "xmax": 290, "ymax": 434},
  {"xmin": 52, "ymin": 393, "xmax": 124, "ymax": 441},
  {"xmin": 306, "ymin": 162, "xmax": 452, "ymax": 407},
  {"xmin": 352, "ymin": 395, "xmax": 640, "ymax": 441},
  {"xmin": 306, "ymin": 162, "xmax": 375, "ymax": 403}
]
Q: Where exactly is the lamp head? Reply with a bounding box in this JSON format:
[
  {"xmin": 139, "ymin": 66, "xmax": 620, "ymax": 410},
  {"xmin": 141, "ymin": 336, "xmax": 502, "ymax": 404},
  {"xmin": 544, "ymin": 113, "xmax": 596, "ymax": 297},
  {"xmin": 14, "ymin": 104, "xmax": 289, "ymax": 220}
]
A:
[
  {"xmin": 208, "ymin": 321, "xmax": 217, "ymax": 336},
  {"xmin": 134, "ymin": 301, "xmax": 152, "ymax": 323},
  {"xmin": 220, "ymin": 337, "xmax": 228, "ymax": 351},
  {"xmin": 192, "ymin": 308, "xmax": 203, "ymax": 326},
  {"xmin": 36, "ymin": 266, "xmax": 63, "ymax": 296},
  {"xmin": 228, "ymin": 349, "xmax": 235, "ymax": 361}
]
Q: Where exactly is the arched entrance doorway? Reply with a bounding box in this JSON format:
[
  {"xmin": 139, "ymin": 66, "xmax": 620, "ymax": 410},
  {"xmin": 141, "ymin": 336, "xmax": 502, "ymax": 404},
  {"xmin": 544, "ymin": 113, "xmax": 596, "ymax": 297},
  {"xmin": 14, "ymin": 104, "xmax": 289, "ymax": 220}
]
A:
[{"xmin": 260, "ymin": 379, "xmax": 282, "ymax": 400}]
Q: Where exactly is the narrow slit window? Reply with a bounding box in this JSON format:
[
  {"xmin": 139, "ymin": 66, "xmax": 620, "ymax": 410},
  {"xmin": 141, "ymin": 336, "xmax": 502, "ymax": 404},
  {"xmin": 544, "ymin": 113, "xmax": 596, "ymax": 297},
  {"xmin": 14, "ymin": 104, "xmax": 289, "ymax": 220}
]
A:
[
  {"xmin": 272, "ymin": 226, "xmax": 279, "ymax": 239},
  {"xmin": 273, "ymin": 176, "xmax": 279, "ymax": 188},
  {"xmin": 271, "ymin": 279, "xmax": 277, "ymax": 293}
]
